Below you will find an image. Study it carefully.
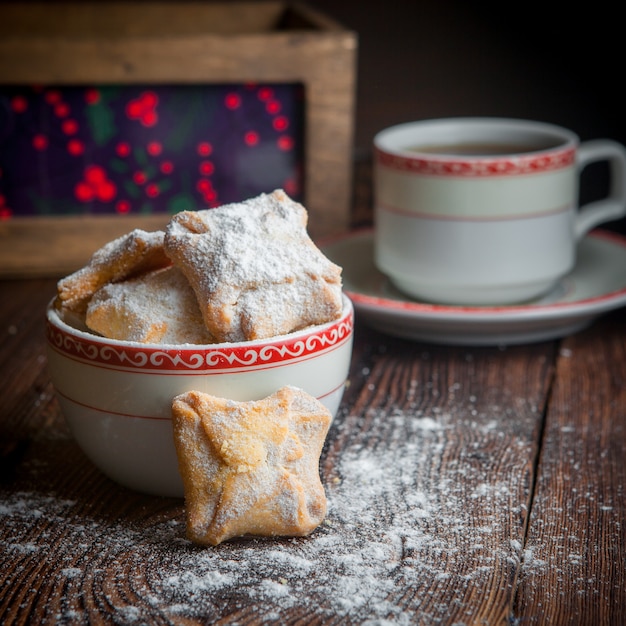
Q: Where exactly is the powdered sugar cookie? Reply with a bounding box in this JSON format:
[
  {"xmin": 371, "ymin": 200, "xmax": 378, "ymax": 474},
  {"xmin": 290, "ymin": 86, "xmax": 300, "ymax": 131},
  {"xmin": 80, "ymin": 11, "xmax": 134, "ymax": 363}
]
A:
[
  {"xmin": 86, "ymin": 266, "xmax": 214, "ymax": 344},
  {"xmin": 164, "ymin": 189, "xmax": 343, "ymax": 342},
  {"xmin": 57, "ymin": 229, "xmax": 171, "ymax": 318},
  {"xmin": 171, "ymin": 386, "xmax": 331, "ymax": 546}
]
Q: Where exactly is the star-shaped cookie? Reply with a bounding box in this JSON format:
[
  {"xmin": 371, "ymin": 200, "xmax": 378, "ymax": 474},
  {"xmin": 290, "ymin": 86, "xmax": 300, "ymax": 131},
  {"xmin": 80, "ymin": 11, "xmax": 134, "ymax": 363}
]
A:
[
  {"xmin": 163, "ymin": 189, "xmax": 343, "ymax": 342},
  {"xmin": 57, "ymin": 229, "xmax": 171, "ymax": 317},
  {"xmin": 171, "ymin": 386, "xmax": 332, "ymax": 546}
]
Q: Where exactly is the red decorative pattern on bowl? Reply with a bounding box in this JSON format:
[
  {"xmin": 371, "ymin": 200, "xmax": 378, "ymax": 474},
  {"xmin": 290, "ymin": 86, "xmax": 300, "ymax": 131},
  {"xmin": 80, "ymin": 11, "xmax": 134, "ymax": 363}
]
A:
[{"xmin": 47, "ymin": 306, "xmax": 354, "ymax": 372}]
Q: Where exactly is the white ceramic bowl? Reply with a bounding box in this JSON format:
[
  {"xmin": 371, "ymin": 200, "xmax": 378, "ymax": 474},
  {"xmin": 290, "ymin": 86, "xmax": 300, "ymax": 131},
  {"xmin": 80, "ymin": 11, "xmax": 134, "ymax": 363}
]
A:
[{"xmin": 46, "ymin": 295, "xmax": 354, "ymax": 497}]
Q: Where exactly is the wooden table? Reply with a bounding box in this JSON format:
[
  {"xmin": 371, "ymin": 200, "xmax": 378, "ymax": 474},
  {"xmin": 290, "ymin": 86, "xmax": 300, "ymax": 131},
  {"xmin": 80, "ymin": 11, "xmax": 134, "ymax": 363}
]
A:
[{"xmin": 1, "ymin": 275, "xmax": 625, "ymax": 625}]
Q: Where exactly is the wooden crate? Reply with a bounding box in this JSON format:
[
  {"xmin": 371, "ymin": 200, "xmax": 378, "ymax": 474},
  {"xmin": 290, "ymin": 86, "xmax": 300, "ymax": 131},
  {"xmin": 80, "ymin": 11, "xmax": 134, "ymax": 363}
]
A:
[{"xmin": 0, "ymin": 1, "xmax": 357, "ymax": 277}]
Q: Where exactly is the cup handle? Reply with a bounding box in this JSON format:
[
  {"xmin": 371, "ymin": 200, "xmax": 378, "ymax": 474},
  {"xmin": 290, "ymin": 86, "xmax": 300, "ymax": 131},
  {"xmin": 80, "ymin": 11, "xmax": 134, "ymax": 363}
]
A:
[{"xmin": 575, "ymin": 139, "xmax": 626, "ymax": 240}]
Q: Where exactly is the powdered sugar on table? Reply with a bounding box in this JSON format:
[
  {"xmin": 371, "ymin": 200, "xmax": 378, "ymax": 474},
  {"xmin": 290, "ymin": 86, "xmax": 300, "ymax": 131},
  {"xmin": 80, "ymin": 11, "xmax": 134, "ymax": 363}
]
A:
[{"xmin": 0, "ymin": 397, "xmax": 539, "ymax": 624}]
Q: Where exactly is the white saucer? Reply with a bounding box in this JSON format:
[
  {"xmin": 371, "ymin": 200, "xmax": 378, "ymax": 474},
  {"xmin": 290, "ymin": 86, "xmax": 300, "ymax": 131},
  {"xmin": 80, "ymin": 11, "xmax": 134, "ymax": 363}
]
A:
[{"xmin": 321, "ymin": 229, "xmax": 626, "ymax": 346}]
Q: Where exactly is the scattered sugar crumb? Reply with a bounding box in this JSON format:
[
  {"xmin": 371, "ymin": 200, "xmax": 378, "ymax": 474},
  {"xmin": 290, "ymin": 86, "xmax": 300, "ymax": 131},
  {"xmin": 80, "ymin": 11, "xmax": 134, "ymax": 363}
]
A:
[{"xmin": 0, "ymin": 407, "xmax": 537, "ymax": 622}]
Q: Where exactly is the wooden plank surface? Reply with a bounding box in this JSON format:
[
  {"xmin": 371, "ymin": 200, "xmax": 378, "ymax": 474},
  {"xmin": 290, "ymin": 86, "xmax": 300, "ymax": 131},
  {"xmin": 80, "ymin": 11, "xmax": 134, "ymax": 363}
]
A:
[
  {"xmin": 319, "ymin": 331, "xmax": 556, "ymax": 623},
  {"xmin": 0, "ymin": 277, "xmax": 568, "ymax": 624},
  {"xmin": 2, "ymin": 280, "xmax": 625, "ymax": 623},
  {"xmin": 0, "ymin": 2, "xmax": 286, "ymax": 37},
  {"xmin": 513, "ymin": 309, "xmax": 626, "ymax": 624},
  {"xmin": 0, "ymin": 215, "xmax": 171, "ymax": 278}
]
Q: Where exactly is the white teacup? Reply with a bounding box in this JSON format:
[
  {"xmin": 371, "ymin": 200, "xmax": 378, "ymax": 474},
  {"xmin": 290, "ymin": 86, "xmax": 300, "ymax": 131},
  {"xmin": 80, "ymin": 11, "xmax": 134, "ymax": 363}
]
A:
[{"xmin": 374, "ymin": 117, "xmax": 626, "ymax": 305}]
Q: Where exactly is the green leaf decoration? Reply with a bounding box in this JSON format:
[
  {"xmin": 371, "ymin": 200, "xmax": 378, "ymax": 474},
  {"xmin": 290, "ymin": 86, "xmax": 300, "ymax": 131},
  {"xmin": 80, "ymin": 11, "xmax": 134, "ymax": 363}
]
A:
[
  {"xmin": 144, "ymin": 164, "xmax": 157, "ymax": 180},
  {"xmin": 165, "ymin": 88, "xmax": 217, "ymax": 152},
  {"xmin": 158, "ymin": 179, "xmax": 172, "ymax": 193},
  {"xmin": 109, "ymin": 158, "xmax": 130, "ymax": 174},
  {"xmin": 86, "ymin": 102, "xmax": 117, "ymax": 147},
  {"xmin": 123, "ymin": 180, "xmax": 141, "ymax": 199},
  {"xmin": 134, "ymin": 147, "xmax": 149, "ymax": 167},
  {"xmin": 97, "ymin": 86, "xmax": 121, "ymax": 103},
  {"xmin": 167, "ymin": 192, "xmax": 196, "ymax": 215},
  {"xmin": 28, "ymin": 190, "xmax": 83, "ymax": 215}
]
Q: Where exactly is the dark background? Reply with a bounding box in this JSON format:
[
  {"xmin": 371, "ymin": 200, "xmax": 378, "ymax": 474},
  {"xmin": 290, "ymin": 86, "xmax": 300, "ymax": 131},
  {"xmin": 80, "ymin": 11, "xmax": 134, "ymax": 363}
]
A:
[
  {"xmin": 303, "ymin": 0, "xmax": 626, "ymax": 234},
  {"xmin": 307, "ymin": 1, "xmax": 623, "ymax": 153}
]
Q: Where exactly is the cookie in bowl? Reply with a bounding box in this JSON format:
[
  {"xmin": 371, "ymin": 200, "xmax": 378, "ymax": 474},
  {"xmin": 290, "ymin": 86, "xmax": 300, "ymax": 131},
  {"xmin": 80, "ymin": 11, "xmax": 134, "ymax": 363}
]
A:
[{"xmin": 46, "ymin": 190, "xmax": 353, "ymax": 497}]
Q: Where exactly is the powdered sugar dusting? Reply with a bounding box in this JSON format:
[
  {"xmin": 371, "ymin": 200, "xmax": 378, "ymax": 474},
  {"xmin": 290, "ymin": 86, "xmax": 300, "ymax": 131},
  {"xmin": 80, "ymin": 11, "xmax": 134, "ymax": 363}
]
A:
[
  {"xmin": 86, "ymin": 266, "xmax": 213, "ymax": 344},
  {"xmin": 0, "ymin": 405, "xmax": 534, "ymax": 623},
  {"xmin": 164, "ymin": 190, "xmax": 343, "ymax": 342}
]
